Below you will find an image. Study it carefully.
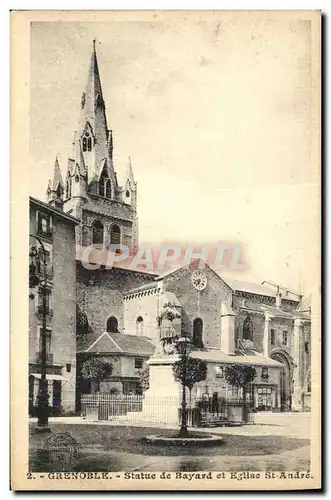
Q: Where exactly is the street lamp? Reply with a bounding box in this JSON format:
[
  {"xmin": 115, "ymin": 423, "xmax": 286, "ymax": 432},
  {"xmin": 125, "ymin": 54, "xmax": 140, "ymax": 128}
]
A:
[
  {"xmin": 29, "ymin": 234, "xmax": 50, "ymax": 432},
  {"xmin": 176, "ymin": 336, "xmax": 192, "ymax": 438}
]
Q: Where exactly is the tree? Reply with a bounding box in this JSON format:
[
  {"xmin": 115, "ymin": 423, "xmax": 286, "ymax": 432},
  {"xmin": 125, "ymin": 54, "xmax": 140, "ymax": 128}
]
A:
[
  {"xmin": 173, "ymin": 357, "xmax": 208, "ymax": 401},
  {"xmin": 138, "ymin": 366, "xmax": 150, "ymax": 393},
  {"xmin": 80, "ymin": 357, "xmax": 113, "ymax": 392},
  {"xmin": 223, "ymin": 364, "xmax": 256, "ymax": 402}
]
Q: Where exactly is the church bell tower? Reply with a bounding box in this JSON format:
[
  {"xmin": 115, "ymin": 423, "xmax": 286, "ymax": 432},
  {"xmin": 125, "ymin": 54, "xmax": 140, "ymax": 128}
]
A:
[{"xmin": 46, "ymin": 40, "xmax": 139, "ymax": 253}]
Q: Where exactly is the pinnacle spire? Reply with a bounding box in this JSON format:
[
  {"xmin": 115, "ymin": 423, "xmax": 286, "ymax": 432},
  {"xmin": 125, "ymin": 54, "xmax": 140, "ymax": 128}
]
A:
[
  {"xmin": 46, "ymin": 156, "xmax": 64, "ymax": 208},
  {"xmin": 51, "ymin": 156, "xmax": 64, "ymax": 191},
  {"xmin": 125, "ymin": 156, "xmax": 136, "ymax": 189}
]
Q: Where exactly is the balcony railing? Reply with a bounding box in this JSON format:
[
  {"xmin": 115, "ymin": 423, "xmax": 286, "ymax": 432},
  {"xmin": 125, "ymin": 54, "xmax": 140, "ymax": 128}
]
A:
[
  {"xmin": 36, "ymin": 353, "xmax": 54, "ymax": 365},
  {"xmin": 36, "ymin": 227, "xmax": 53, "ymax": 241},
  {"xmin": 35, "ymin": 264, "xmax": 53, "ymax": 279}
]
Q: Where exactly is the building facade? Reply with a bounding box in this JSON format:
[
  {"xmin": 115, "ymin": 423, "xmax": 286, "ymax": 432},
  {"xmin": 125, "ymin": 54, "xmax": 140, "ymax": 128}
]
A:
[{"xmin": 29, "ymin": 196, "xmax": 78, "ymax": 415}]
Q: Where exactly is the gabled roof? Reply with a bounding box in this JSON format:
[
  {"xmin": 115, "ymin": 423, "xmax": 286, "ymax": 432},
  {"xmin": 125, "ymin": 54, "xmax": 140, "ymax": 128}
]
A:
[
  {"xmin": 30, "ymin": 196, "xmax": 79, "ymax": 225},
  {"xmin": 77, "ymin": 332, "xmax": 155, "ymax": 356},
  {"xmin": 220, "ymin": 276, "xmax": 300, "ymax": 303},
  {"xmin": 154, "ymin": 260, "xmax": 233, "ymax": 294}
]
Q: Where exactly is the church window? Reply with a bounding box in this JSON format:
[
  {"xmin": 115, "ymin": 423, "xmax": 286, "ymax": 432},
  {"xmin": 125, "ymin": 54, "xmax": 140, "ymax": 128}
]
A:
[
  {"xmin": 99, "ymin": 167, "xmax": 111, "ymax": 198},
  {"xmin": 106, "ymin": 316, "xmax": 118, "ymax": 333},
  {"xmin": 243, "ymin": 316, "xmax": 253, "ymax": 341},
  {"xmin": 92, "ymin": 220, "xmax": 104, "ymax": 245},
  {"xmin": 82, "ymin": 132, "xmax": 93, "ymax": 152},
  {"xmin": 270, "ymin": 329, "xmax": 275, "ymax": 345},
  {"xmin": 106, "ymin": 179, "xmax": 112, "ymax": 198},
  {"xmin": 75, "ymin": 175, "xmax": 79, "ymax": 183},
  {"xmin": 136, "ymin": 316, "xmax": 144, "ymax": 336},
  {"xmin": 305, "ymin": 341, "xmax": 309, "ymax": 354},
  {"xmin": 56, "ymin": 185, "xmax": 63, "ymax": 199},
  {"xmin": 193, "ymin": 318, "xmax": 204, "ymax": 348},
  {"xmin": 126, "ymin": 190, "xmax": 130, "ymax": 197},
  {"xmin": 110, "ymin": 224, "xmax": 121, "ymax": 246}
]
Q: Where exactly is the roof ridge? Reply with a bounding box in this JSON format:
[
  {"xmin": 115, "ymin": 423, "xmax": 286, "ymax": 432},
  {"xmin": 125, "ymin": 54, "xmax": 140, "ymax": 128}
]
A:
[
  {"xmin": 107, "ymin": 333, "xmax": 124, "ymax": 352},
  {"xmin": 86, "ymin": 331, "xmax": 108, "ymax": 352}
]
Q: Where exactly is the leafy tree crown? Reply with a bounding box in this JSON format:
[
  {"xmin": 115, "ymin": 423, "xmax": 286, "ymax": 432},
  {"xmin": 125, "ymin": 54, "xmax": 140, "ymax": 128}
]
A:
[
  {"xmin": 173, "ymin": 357, "xmax": 208, "ymax": 391},
  {"xmin": 223, "ymin": 364, "xmax": 256, "ymax": 388},
  {"xmin": 138, "ymin": 366, "xmax": 150, "ymax": 392},
  {"xmin": 80, "ymin": 358, "xmax": 113, "ymax": 380}
]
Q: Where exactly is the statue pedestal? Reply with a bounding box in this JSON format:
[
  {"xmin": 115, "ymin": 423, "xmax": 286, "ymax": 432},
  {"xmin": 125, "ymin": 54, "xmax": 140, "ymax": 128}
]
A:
[
  {"xmin": 140, "ymin": 354, "xmax": 182, "ymax": 425},
  {"xmin": 146, "ymin": 354, "xmax": 181, "ymax": 397}
]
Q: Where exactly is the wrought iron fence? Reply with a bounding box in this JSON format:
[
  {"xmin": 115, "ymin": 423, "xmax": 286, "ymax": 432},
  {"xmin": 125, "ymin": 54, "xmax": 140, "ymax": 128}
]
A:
[{"xmin": 80, "ymin": 393, "xmax": 255, "ymax": 426}]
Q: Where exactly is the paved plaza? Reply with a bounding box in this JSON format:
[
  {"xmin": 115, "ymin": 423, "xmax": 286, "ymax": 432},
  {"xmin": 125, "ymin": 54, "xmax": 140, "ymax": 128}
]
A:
[{"xmin": 29, "ymin": 412, "xmax": 311, "ymax": 473}]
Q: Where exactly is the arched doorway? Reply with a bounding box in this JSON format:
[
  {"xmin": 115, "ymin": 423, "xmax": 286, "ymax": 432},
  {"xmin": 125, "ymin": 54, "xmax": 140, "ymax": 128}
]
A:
[{"xmin": 270, "ymin": 350, "xmax": 293, "ymax": 411}]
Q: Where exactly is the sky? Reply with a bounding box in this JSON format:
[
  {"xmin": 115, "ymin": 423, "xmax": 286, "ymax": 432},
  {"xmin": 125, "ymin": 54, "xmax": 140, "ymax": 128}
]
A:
[{"xmin": 29, "ymin": 15, "xmax": 319, "ymax": 296}]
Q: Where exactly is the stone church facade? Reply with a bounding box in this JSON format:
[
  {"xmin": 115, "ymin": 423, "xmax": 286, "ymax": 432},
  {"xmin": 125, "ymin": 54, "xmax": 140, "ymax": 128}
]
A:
[{"xmin": 39, "ymin": 42, "xmax": 311, "ymax": 413}]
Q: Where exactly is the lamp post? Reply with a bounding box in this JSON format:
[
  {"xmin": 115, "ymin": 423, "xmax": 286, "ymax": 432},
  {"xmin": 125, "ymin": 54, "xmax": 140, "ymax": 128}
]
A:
[
  {"xmin": 176, "ymin": 336, "xmax": 192, "ymax": 438},
  {"xmin": 29, "ymin": 234, "xmax": 50, "ymax": 432}
]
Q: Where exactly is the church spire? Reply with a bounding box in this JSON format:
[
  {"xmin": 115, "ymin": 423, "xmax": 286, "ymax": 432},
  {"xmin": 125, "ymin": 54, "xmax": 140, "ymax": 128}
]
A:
[
  {"xmin": 46, "ymin": 156, "xmax": 64, "ymax": 209},
  {"xmin": 125, "ymin": 156, "xmax": 136, "ymax": 189},
  {"xmin": 70, "ymin": 40, "xmax": 117, "ymax": 188}
]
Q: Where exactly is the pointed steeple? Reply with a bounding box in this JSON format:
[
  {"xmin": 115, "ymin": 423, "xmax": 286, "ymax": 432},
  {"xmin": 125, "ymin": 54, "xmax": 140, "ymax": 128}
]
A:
[
  {"xmin": 47, "ymin": 156, "xmax": 64, "ymax": 209},
  {"xmin": 125, "ymin": 156, "xmax": 136, "ymax": 190},
  {"xmin": 70, "ymin": 40, "xmax": 117, "ymax": 188},
  {"xmin": 52, "ymin": 156, "xmax": 64, "ymax": 191}
]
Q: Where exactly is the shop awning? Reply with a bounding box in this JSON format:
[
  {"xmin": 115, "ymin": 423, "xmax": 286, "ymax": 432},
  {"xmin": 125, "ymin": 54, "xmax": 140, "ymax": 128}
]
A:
[{"xmin": 31, "ymin": 373, "xmax": 67, "ymax": 381}]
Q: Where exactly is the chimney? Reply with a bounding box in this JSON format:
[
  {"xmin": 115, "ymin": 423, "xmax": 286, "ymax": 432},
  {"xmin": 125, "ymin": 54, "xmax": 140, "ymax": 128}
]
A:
[{"xmin": 276, "ymin": 286, "xmax": 282, "ymax": 309}]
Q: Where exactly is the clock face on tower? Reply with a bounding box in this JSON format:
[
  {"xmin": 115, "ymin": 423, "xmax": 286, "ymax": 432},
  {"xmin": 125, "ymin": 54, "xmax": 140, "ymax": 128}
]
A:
[{"xmin": 191, "ymin": 270, "xmax": 208, "ymax": 291}]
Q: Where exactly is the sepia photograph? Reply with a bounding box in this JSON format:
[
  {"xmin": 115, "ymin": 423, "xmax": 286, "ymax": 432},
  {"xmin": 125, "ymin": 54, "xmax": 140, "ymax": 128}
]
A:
[{"xmin": 11, "ymin": 10, "xmax": 321, "ymax": 491}]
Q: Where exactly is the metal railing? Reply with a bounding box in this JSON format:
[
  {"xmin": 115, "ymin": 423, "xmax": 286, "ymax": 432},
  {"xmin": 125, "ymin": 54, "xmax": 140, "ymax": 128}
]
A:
[{"xmin": 80, "ymin": 393, "xmax": 254, "ymax": 426}]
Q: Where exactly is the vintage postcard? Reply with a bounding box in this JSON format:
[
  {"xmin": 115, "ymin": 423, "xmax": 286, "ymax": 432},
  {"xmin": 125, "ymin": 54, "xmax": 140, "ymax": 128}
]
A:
[{"xmin": 11, "ymin": 10, "xmax": 321, "ymax": 491}]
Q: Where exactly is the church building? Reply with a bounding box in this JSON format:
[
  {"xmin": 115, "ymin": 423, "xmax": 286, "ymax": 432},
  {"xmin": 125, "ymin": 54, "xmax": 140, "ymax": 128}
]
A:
[{"xmin": 41, "ymin": 41, "xmax": 311, "ymax": 414}]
